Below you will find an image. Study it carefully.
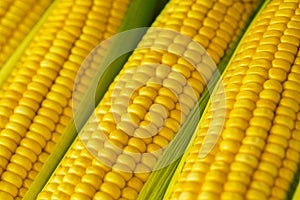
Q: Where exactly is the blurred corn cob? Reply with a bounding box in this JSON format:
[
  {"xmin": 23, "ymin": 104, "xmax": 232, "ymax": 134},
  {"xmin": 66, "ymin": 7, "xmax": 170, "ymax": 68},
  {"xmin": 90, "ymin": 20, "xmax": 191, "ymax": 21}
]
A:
[{"xmin": 0, "ymin": 0, "xmax": 53, "ymax": 68}]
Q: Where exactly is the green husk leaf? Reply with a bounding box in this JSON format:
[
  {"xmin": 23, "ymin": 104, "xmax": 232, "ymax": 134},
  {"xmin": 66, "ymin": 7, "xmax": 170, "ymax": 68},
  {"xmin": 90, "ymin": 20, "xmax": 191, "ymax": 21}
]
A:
[{"xmin": 290, "ymin": 167, "xmax": 300, "ymax": 200}]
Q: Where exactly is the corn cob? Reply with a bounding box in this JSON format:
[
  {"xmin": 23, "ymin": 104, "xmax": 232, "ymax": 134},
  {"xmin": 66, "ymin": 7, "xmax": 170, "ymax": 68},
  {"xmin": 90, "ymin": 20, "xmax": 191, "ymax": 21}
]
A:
[
  {"xmin": 0, "ymin": 0, "xmax": 130, "ymax": 199},
  {"xmin": 0, "ymin": 0, "xmax": 53, "ymax": 68},
  {"xmin": 37, "ymin": 0, "xmax": 260, "ymax": 199},
  {"xmin": 169, "ymin": 0, "xmax": 300, "ymax": 199}
]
